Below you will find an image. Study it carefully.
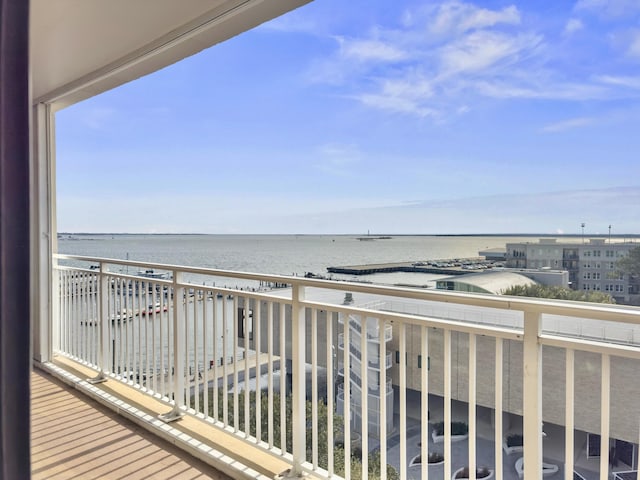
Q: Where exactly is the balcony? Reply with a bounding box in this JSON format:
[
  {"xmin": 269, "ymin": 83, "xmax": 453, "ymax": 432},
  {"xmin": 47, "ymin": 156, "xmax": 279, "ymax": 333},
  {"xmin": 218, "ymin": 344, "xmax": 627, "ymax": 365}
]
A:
[
  {"xmin": 12, "ymin": 2, "xmax": 640, "ymax": 477},
  {"xmin": 43, "ymin": 254, "xmax": 640, "ymax": 479},
  {"xmin": 31, "ymin": 368, "xmax": 232, "ymax": 480}
]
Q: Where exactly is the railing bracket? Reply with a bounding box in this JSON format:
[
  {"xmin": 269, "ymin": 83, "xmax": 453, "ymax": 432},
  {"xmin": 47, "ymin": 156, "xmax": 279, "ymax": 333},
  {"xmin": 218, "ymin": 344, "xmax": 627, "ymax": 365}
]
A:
[
  {"xmin": 86, "ymin": 371, "xmax": 108, "ymax": 384},
  {"xmin": 158, "ymin": 407, "xmax": 184, "ymax": 423},
  {"xmin": 274, "ymin": 468, "xmax": 308, "ymax": 479}
]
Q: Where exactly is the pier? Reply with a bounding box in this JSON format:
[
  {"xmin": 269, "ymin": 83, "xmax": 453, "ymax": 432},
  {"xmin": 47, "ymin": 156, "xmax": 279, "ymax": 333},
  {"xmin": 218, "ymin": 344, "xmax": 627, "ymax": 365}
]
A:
[{"xmin": 326, "ymin": 257, "xmax": 492, "ymax": 276}]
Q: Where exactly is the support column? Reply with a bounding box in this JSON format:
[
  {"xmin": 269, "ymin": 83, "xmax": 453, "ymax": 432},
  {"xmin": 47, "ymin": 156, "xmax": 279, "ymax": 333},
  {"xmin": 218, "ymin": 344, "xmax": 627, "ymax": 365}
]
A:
[{"xmin": 31, "ymin": 102, "xmax": 56, "ymax": 363}]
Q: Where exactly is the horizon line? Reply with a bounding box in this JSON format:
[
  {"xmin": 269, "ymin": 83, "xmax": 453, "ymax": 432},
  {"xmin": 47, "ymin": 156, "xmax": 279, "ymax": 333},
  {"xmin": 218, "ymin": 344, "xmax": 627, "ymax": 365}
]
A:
[{"xmin": 58, "ymin": 232, "xmax": 640, "ymax": 238}]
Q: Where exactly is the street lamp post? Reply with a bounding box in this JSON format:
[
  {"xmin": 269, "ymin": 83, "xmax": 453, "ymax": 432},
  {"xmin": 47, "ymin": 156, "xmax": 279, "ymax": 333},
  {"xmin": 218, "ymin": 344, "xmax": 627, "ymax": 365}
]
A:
[
  {"xmin": 581, "ymin": 223, "xmax": 585, "ymax": 244},
  {"xmin": 609, "ymin": 225, "xmax": 612, "ymax": 244}
]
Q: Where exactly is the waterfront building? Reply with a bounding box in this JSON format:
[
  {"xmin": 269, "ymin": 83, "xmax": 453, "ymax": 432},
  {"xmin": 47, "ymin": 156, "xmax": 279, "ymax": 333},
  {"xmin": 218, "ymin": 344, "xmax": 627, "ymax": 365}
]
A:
[
  {"xmin": 437, "ymin": 271, "xmax": 542, "ymax": 294},
  {"xmin": 506, "ymin": 238, "xmax": 640, "ymax": 304},
  {"xmin": 436, "ymin": 269, "xmax": 569, "ymax": 293}
]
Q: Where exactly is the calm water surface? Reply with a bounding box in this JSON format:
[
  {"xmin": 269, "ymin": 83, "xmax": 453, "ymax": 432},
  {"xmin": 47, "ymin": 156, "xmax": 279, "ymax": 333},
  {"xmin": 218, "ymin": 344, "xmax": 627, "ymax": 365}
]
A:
[{"xmin": 59, "ymin": 234, "xmax": 536, "ymax": 278}]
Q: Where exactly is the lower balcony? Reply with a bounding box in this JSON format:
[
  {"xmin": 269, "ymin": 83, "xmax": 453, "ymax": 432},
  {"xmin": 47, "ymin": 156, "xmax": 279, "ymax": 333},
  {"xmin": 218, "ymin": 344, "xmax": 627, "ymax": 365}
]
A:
[{"xmin": 43, "ymin": 254, "xmax": 640, "ymax": 479}]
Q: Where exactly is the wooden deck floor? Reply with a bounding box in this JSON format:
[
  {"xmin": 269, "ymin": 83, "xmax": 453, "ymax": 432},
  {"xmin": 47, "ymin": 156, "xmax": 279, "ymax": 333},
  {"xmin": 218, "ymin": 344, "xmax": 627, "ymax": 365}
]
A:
[{"xmin": 31, "ymin": 369, "xmax": 232, "ymax": 480}]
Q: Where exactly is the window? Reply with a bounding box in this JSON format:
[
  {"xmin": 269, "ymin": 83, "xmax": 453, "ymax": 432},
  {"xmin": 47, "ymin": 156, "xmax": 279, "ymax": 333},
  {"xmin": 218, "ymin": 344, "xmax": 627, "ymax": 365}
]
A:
[
  {"xmin": 396, "ymin": 351, "xmax": 407, "ymax": 364},
  {"xmin": 418, "ymin": 355, "xmax": 430, "ymax": 370},
  {"xmin": 237, "ymin": 307, "xmax": 253, "ymax": 340}
]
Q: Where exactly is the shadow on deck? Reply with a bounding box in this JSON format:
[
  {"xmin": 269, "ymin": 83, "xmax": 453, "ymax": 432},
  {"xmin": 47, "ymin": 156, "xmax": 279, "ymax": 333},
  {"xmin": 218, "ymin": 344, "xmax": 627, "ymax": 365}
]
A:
[{"xmin": 31, "ymin": 368, "xmax": 232, "ymax": 479}]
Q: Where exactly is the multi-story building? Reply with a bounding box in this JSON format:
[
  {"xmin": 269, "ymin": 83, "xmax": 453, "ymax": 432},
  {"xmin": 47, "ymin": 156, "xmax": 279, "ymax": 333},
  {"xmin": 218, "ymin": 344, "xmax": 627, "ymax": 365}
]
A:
[
  {"xmin": 336, "ymin": 305, "xmax": 394, "ymax": 440},
  {"xmin": 506, "ymin": 238, "xmax": 639, "ymax": 304}
]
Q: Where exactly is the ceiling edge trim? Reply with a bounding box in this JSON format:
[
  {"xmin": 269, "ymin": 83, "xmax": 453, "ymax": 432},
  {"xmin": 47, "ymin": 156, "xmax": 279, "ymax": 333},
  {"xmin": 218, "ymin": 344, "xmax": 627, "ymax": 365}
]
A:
[{"xmin": 34, "ymin": 0, "xmax": 261, "ymax": 106}]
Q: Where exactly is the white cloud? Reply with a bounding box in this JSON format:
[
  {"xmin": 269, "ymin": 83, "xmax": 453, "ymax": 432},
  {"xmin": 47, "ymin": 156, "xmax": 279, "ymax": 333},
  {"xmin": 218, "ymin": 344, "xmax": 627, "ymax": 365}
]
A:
[
  {"xmin": 629, "ymin": 30, "xmax": 640, "ymax": 58},
  {"xmin": 541, "ymin": 117, "xmax": 596, "ymax": 133},
  {"xmin": 305, "ymin": 2, "xmax": 545, "ymax": 118},
  {"xmin": 356, "ymin": 92, "xmax": 439, "ymax": 118},
  {"xmin": 306, "ymin": 1, "xmax": 640, "ymax": 120},
  {"xmin": 306, "ymin": 36, "xmax": 407, "ymax": 85},
  {"xmin": 575, "ymin": 0, "xmax": 640, "ymax": 17},
  {"xmin": 429, "ymin": 2, "xmax": 520, "ymax": 36},
  {"xmin": 439, "ymin": 31, "xmax": 541, "ymax": 76},
  {"xmin": 564, "ymin": 18, "xmax": 583, "ymax": 35},
  {"xmin": 339, "ymin": 38, "xmax": 408, "ymax": 62},
  {"xmin": 474, "ymin": 79, "xmax": 611, "ymax": 101},
  {"xmin": 596, "ymin": 75, "xmax": 640, "ymax": 89}
]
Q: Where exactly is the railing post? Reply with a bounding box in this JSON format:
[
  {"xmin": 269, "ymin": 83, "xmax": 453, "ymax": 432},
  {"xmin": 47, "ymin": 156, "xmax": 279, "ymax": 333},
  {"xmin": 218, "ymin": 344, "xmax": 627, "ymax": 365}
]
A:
[
  {"xmin": 523, "ymin": 310, "xmax": 543, "ymax": 479},
  {"xmin": 160, "ymin": 271, "xmax": 185, "ymax": 422},
  {"xmin": 278, "ymin": 283, "xmax": 307, "ymax": 478},
  {"xmin": 51, "ymin": 264, "xmax": 60, "ymax": 356},
  {"xmin": 88, "ymin": 262, "xmax": 108, "ymax": 384}
]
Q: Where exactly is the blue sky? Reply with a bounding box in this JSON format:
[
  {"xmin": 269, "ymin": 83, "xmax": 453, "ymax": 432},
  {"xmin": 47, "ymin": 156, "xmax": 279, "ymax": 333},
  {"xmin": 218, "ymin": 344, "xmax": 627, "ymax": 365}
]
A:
[{"xmin": 56, "ymin": 0, "xmax": 640, "ymax": 235}]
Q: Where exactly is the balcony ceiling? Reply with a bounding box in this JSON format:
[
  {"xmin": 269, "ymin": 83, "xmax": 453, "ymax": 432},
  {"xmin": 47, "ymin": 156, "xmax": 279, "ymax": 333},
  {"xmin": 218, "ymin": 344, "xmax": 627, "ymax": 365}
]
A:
[{"xmin": 31, "ymin": 0, "xmax": 311, "ymax": 109}]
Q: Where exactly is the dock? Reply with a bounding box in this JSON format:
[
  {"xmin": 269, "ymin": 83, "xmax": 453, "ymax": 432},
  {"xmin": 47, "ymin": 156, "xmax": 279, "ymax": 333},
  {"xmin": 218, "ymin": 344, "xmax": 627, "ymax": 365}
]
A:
[{"xmin": 326, "ymin": 257, "xmax": 492, "ymax": 276}]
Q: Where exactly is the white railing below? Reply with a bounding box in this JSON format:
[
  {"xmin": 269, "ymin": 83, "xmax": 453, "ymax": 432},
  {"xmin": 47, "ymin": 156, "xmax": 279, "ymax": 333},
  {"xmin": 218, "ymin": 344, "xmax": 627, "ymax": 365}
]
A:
[{"xmin": 53, "ymin": 254, "xmax": 640, "ymax": 480}]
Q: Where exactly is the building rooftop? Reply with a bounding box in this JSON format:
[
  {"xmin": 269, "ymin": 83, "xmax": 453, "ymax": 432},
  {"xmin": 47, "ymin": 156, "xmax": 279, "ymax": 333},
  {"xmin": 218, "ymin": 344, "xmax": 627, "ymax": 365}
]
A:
[{"xmin": 437, "ymin": 271, "xmax": 538, "ymax": 295}]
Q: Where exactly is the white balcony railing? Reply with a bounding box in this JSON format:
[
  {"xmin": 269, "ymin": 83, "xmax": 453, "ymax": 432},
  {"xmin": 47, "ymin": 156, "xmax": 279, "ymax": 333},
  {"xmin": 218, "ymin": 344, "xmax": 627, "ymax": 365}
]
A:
[{"xmin": 53, "ymin": 254, "xmax": 640, "ymax": 480}]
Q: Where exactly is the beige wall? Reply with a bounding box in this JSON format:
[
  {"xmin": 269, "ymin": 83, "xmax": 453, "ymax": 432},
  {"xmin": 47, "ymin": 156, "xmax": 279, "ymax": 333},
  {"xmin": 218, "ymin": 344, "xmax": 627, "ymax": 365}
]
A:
[{"xmin": 389, "ymin": 325, "xmax": 640, "ymax": 444}]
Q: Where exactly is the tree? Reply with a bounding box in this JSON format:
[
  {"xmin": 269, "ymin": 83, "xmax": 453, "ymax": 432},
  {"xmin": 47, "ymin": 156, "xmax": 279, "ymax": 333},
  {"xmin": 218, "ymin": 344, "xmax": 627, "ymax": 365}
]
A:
[
  {"xmin": 502, "ymin": 284, "xmax": 615, "ymax": 304},
  {"xmin": 616, "ymin": 246, "xmax": 640, "ymax": 278},
  {"xmin": 197, "ymin": 388, "xmax": 399, "ymax": 479}
]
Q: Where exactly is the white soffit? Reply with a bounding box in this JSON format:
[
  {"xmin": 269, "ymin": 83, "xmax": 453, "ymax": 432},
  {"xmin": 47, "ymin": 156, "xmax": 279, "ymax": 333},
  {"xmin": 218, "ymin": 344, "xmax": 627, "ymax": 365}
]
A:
[{"xmin": 31, "ymin": 0, "xmax": 311, "ymax": 109}]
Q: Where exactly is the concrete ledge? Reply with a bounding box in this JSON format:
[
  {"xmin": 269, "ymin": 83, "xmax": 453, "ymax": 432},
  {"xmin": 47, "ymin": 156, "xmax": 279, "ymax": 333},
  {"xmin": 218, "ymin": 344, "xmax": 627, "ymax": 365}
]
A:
[{"xmin": 36, "ymin": 356, "xmax": 310, "ymax": 480}]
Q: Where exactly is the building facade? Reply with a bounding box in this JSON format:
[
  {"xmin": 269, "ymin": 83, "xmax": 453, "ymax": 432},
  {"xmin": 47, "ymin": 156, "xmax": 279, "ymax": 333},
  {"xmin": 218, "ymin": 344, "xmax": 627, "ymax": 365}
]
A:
[{"xmin": 505, "ymin": 238, "xmax": 639, "ymax": 304}]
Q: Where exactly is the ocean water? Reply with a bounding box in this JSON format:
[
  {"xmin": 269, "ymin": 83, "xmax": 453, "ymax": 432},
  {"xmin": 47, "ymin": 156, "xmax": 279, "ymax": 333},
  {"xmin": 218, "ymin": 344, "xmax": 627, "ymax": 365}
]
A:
[{"xmin": 58, "ymin": 234, "xmax": 535, "ymax": 279}]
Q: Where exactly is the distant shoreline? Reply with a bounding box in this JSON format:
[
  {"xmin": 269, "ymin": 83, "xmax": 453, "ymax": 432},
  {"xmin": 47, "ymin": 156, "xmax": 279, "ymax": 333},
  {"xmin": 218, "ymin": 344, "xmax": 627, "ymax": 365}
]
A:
[{"xmin": 58, "ymin": 232, "xmax": 640, "ymax": 238}]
